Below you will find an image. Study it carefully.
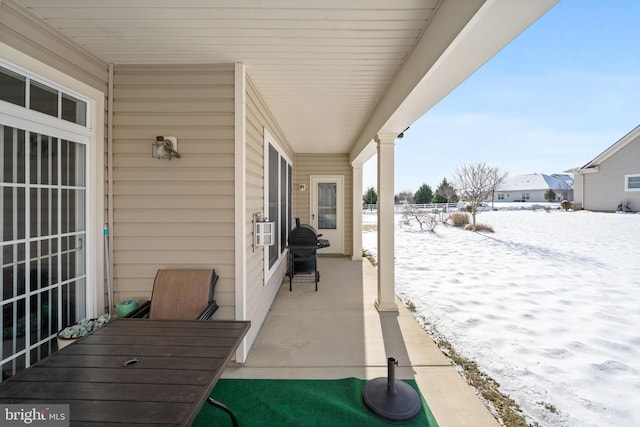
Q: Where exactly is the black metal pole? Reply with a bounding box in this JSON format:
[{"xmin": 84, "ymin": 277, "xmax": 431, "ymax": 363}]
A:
[{"xmin": 386, "ymin": 357, "xmax": 397, "ymax": 395}]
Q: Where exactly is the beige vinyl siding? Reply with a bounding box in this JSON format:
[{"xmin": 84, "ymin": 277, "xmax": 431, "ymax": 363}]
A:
[
  {"xmin": 243, "ymin": 75, "xmax": 292, "ymax": 349},
  {"xmin": 295, "ymin": 153, "xmax": 353, "ymax": 256},
  {"xmin": 583, "ymin": 136, "xmax": 640, "ymax": 212},
  {"xmin": 245, "ymin": 78, "xmax": 266, "ymax": 298},
  {"xmin": 112, "ymin": 64, "xmax": 236, "ymax": 318}
]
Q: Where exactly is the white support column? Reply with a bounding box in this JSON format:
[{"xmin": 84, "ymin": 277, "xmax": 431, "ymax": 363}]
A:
[
  {"xmin": 352, "ymin": 163, "xmax": 363, "ymax": 261},
  {"xmin": 375, "ymin": 134, "xmax": 398, "ymax": 312},
  {"xmin": 234, "ymin": 62, "xmax": 248, "ymax": 363}
]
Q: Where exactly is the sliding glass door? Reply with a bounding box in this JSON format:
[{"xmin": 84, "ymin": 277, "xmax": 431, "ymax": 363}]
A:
[
  {"xmin": 1, "ymin": 125, "xmax": 87, "ymax": 379},
  {"xmin": 1, "ymin": 62, "xmax": 90, "ymax": 379}
]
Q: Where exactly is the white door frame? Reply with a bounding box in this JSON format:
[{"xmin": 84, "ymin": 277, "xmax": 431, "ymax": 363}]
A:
[{"xmin": 310, "ymin": 175, "xmax": 344, "ymax": 254}]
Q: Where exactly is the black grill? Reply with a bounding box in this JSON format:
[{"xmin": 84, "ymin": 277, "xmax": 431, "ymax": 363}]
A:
[{"xmin": 287, "ymin": 218, "xmax": 330, "ymax": 291}]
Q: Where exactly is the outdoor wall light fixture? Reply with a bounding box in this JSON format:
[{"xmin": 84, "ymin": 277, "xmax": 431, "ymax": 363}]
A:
[{"xmin": 152, "ymin": 136, "xmax": 180, "ymax": 160}]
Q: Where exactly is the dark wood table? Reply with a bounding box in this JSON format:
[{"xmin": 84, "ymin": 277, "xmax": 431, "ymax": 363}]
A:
[{"xmin": 0, "ymin": 318, "xmax": 250, "ymax": 426}]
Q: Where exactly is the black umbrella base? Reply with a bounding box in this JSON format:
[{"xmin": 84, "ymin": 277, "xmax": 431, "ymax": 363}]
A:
[{"xmin": 362, "ymin": 377, "xmax": 422, "ymax": 424}]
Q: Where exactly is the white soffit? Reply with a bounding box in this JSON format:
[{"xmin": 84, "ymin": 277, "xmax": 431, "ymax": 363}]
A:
[{"xmin": 12, "ymin": 0, "xmax": 557, "ymax": 157}]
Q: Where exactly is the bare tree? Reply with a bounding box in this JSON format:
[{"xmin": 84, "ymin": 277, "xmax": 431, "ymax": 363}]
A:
[
  {"xmin": 453, "ymin": 162, "xmax": 507, "ymax": 230},
  {"xmin": 395, "ymin": 190, "xmax": 414, "ymax": 204},
  {"xmin": 401, "ymin": 205, "xmax": 438, "ymax": 231},
  {"xmin": 487, "ymin": 168, "xmax": 508, "ymax": 210}
]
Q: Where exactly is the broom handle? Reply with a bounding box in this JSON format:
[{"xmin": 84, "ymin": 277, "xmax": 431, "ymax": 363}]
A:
[{"xmin": 104, "ymin": 224, "xmax": 113, "ymax": 315}]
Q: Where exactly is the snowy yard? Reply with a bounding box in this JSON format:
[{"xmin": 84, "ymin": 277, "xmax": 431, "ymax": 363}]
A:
[{"xmin": 362, "ymin": 207, "xmax": 640, "ymax": 427}]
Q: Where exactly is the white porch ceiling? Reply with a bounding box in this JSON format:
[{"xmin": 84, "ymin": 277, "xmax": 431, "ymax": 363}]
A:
[{"xmin": 11, "ymin": 0, "xmax": 558, "ymax": 159}]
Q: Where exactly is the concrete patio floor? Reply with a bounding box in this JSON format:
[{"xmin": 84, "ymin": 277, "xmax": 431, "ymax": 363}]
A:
[{"xmin": 223, "ymin": 256, "xmax": 499, "ymax": 427}]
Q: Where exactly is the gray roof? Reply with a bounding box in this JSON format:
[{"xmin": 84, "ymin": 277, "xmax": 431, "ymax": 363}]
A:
[{"xmin": 498, "ymin": 173, "xmax": 573, "ymax": 191}]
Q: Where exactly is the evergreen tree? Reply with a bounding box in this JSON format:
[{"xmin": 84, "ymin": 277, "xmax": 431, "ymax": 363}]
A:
[
  {"xmin": 544, "ymin": 189, "xmax": 557, "ymax": 202},
  {"xmin": 413, "ymin": 183, "xmax": 434, "ymax": 204},
  {"xmin": 434, "ymin": 178, "xmax": 458, "ymax": 203},
  {"xmin": 362, "ymin": 186, "xmax": 378, "ymax": 205},
  {"xmin": 432, "ymin": 192, "xmax": 447, "ymax": 203}
]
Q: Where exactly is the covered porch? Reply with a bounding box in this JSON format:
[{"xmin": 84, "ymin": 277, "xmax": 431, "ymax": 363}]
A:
[
  {"xmin": 223, "ymin": 256, "xmax": 499, "ymax": 427},
  {"xmin": 1, "ymin": 2, "xmax": 557, "ymax": 417}
]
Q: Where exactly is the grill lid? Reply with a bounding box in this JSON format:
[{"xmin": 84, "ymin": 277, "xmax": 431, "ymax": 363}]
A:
[
  {"xmin": 289, "ymin": 225, "xmax": 318, "ymax": 247},
  {"xmin": 288, "ymin": 218, "xmax": 330, "ymax": 249}
]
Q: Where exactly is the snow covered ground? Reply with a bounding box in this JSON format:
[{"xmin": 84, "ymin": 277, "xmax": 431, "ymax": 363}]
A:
[{"xmin": 362, "ymin": 206, "xmax": 640, "ymax": 427}]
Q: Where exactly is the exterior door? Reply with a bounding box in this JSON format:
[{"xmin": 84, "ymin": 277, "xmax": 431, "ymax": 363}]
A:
[
  {"xmin": 310, "ymin": 176, "xmax": 343, "ymax": 254},
  {"xmin": 1, "ymin": 64, "xmax": 92, "ymax": 379},
  {"xmin": 1, "ymin": 127, "xmax": 87, "ymax": 378}
]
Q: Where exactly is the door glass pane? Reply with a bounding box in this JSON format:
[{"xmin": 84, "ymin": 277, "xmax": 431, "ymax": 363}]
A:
[
  {"xmin": 61, "ymin": 140, "xmax": 85, "ymax": 187},
  {"xmin": 2, "ymin": 188, "xmax": 13, "ymax": 242},
  {"xmin": 2, "ymin": 126, "xmax": 26, "ymax": 184},
  {"xmin": 318, "ymin": 183, "xmax": 337, "ymax": 229},
  {"xmin": 2, "ymin": 299, "xmax": 27, "ymax": 360}
]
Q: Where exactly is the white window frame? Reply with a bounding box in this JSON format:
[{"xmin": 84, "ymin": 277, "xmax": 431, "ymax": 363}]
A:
[
  {"xmin": 263, "ymin": 128, "xmax": 292, "ymax": 282},
  {"xmin": 624, "ymin": 174, "xmax": 640, "ymax": 191},
  {"xmin": 1, "ymin": 46, "xmax": 105, "ymax": 318}
]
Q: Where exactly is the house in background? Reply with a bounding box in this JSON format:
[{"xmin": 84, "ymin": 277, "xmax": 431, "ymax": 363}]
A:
[
  {"xmin": 0, "ymin": 0, "xmax": 558, "ymax": 377},
  {"xmin": 493, "ymin": 173, "xmax": 573, "ymax": 203},
  {"xmin": 571, "ymin": 124, "xmax": 640, "ymax": 212},
  {"xmin": 551, "ymin": 173, "xmax": 574, "ymax": 187}
]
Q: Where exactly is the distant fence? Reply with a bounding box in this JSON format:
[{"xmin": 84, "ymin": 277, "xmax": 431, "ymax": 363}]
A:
[{"xmin": 363, "ymin": 203, "xmax": 458, "ymax": 213}]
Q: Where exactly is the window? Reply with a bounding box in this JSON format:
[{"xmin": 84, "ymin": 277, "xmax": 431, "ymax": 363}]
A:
[
  {"xmin": 0, "ymin": 67, "xmax": 26, "ymax": 107},
  {"xmin": 497, "ymin": 194, "xmax": 505, "ymax": 200},
  {"xmin": 264, "ymin": 131, "xmax": 292, "ymax": 274},
  {"xmin": 0, "ymin": 66, "xmax": 87, "ymax": 126},
  {"xmin": 522, "ymin": 193, "xmax": 530, "ymax": 200},
  {"xmin": 1, "ymin": 62, "xmax": 91, "ymax": 379},
  {"xmin": 62, "ymin": 94, "xmax": 87, "ymax": 126},
  {"xmin": 318, "ymin": 183, "xmax": 337, "ymax": 229},
  {"xmin": 30, "ymin": 81, "xmax": 58, "ymax": 118},
  {"xmin": 625, "ymin": 174, "xmax": 640, "ymax": 191}
]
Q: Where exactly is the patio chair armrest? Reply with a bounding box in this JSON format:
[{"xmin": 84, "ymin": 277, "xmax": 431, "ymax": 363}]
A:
[
  {"xmin": 197, "ymin": 301, "xmax": 219, "ymax": 320},
  {"xmin": 207, "ymin": 397, "xmax": 238, "ymax": 427},
  {"xmin": 124, "ymin": 300, "xmax": 151, "ymax": 318}
]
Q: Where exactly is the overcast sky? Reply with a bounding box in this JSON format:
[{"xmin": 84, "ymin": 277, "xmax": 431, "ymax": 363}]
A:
[{"xmin": 363, "ymin": 0, "xmax": 640, "ymax": 193}]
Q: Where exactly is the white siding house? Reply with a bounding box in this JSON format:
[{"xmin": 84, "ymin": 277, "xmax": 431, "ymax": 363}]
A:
[
  {"xmin": 571, "ymin": 125, "xmax": 640, "ymax": 212},
  {"xmin": 494, "ymin": 173, "xmax": 573, "ymax": 203}
]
